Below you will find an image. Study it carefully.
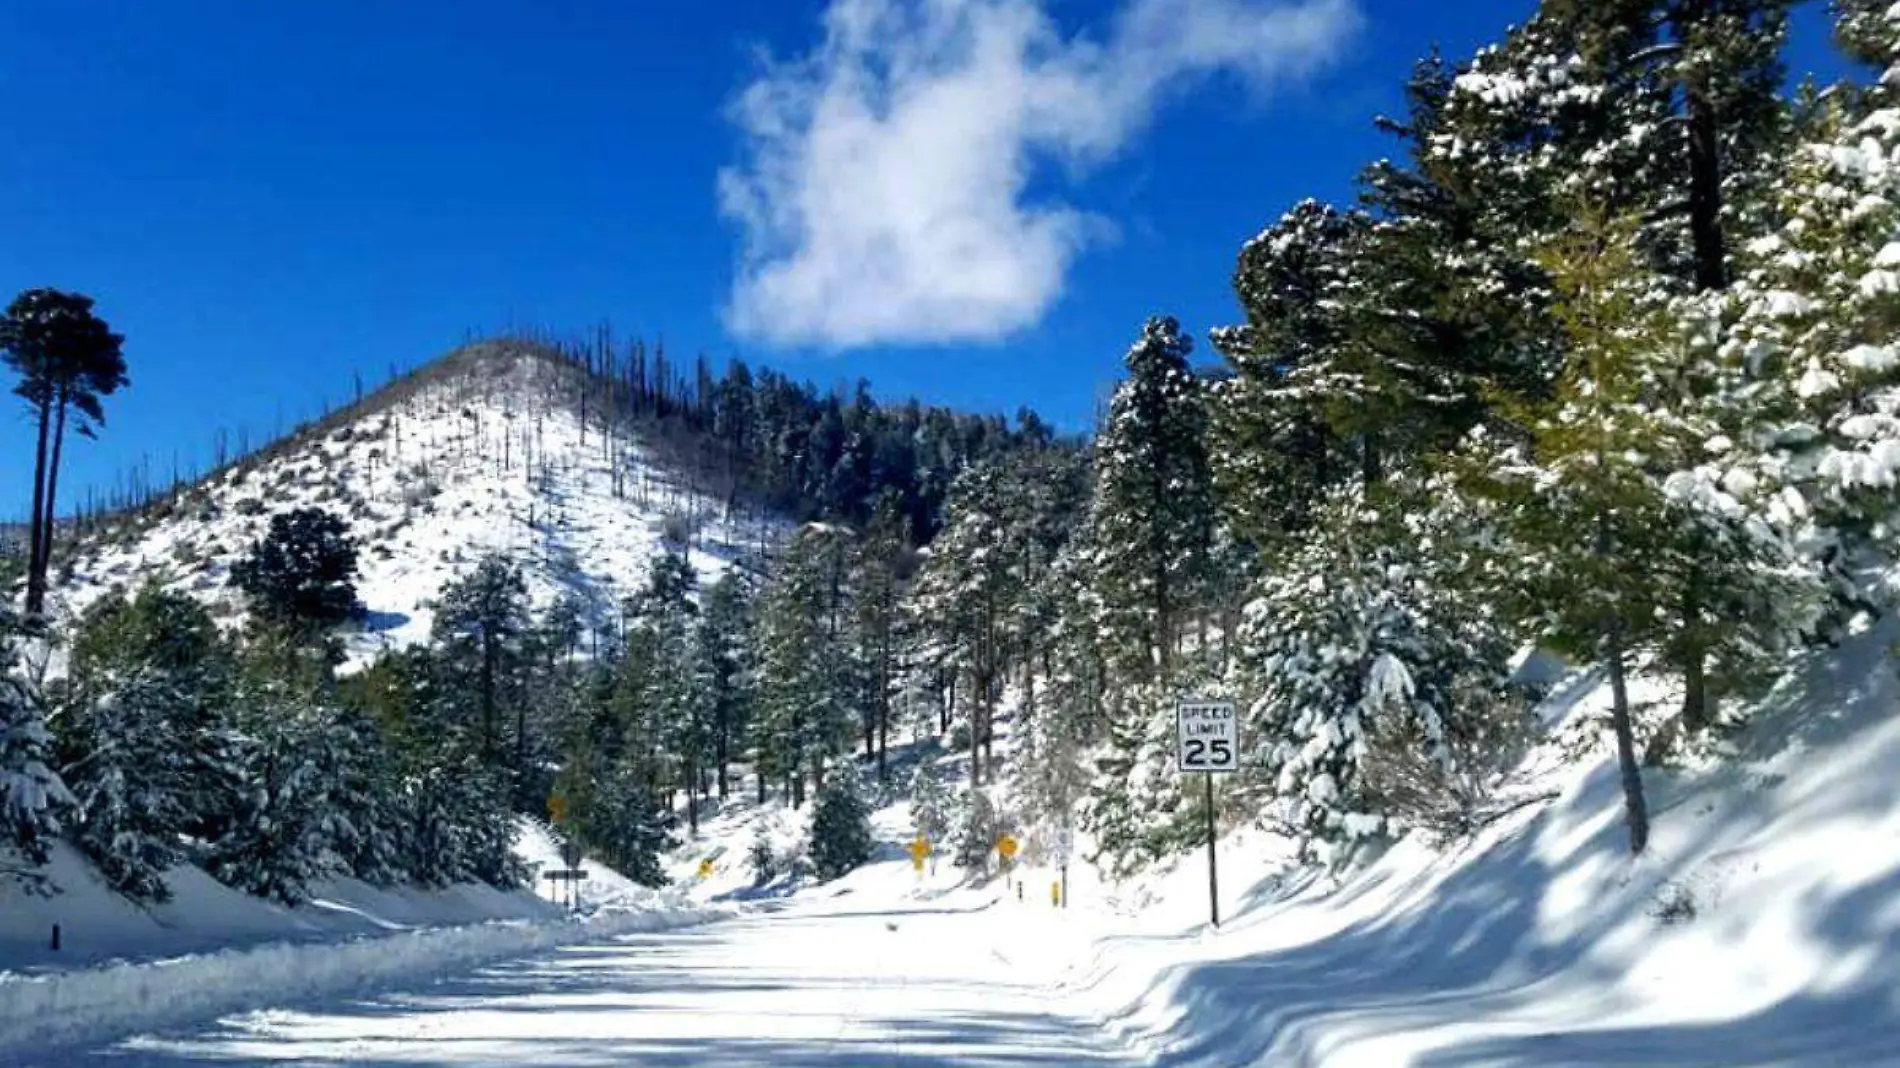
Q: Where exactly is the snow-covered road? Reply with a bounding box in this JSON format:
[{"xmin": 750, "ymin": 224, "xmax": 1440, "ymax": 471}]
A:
[{"xmin": 56, "ymin": 894, "xmax": 1135, "ymax": 1067}]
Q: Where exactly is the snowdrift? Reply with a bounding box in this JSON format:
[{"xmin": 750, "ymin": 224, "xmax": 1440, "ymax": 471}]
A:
[
  {"xmin": 0, "ymin": 902, "xmax": 729, "ymax": 1055},
  {"xmin": 1061, "ymin": 618, "xmax": 1900, "ymax": 1066},
  {"xmin": 0, "ymin": 818, "xmax": 725, "ymax": 1058}
]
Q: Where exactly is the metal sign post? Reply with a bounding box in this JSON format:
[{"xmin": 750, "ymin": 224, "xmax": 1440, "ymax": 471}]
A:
[
  {"xmin": 1176, "ymin": 699, "xmax": 1239, "ymax": 929},
  {"xmin": 543, "ymin": 868, "xmax": 589, "ymax": 911},
  {"xmin": 1052, "ymin": 826, "xmax": 1074, "ymax": 909}
]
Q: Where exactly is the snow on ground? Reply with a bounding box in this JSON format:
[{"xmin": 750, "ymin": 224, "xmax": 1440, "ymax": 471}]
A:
[
  {"xmin": 16, "ymin": 619, "xmax": 1900, "ymax": 1064},
  {"xmin": 42, "ymin": 345, "xmax": 778, "ymax": 670},
  {"xmin": 1053, "ymin": 617, "xmax": 1900, "ymax": 1066},
  {"xmin": 1, "ymin": 835, "xmax": 558, "ymax": 976},
  {"xmin": 0, "ymin": 819, "xmax": 723, "ymax": 1060},
  {"xmin": 58, "ymin": 891, "xmax": 1121, "ymax": 1068}
]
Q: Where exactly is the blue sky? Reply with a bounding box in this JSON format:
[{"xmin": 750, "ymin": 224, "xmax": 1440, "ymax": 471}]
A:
[{"xmin": 0, "ymin": 0, "xmax": 1849, "ymax": 515}]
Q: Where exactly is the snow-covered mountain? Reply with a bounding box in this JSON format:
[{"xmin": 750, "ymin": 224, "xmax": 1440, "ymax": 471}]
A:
[{"xmin": 43, "ymin": 342, "xmax": 779, "ymax": 665}]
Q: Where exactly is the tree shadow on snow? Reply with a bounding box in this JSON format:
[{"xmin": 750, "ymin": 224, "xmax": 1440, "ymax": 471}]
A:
[{"xmin": 1113, "ymin": 630, "xmax": 1900, "ymax": 1067}]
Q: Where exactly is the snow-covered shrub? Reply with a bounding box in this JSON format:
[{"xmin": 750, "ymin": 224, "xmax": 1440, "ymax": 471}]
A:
[
  {"xmin": 1080, "ymin": 686, "xmax": 1200, "ymax": 879},
  {"xmin": 808, "ymin": 766, "xmax": 874, "ymax": 881},
  {"xmin": 747, "ymin": 821, "xmax": 780, "ymax": 885},
  {"xmin": 1239, "ymin": 487, "xmax": 1525, "ymax": 846},
  {"xmin": 909, "ymin": 760, "xmax": 952, "ymax": 846},
  {"xmin": 0, "ymin": 613, "xmax": 66, "ymax": 867},
  {"xmin": 951, "ymin": 785, "xmax": 1005, "ymax": 874}
]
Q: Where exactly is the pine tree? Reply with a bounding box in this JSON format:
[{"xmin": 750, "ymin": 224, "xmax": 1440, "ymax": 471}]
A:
[
  {"xmin": 1237, "ymin": 483, "xmax": 1527, "ymax": 845},
  {"xmin": 1457, "ymin": 213, "xmax": 1795, "ymax": 853},
  {"xmin": 626, "ymin": 552, "xmax": 706, "ymax": 831},
  {"xmin": 909, "ymin": 465, "xmax": 1016, "ymax": 787},
  {"xmin": 231, "ymin": 506, "xmax": 362, "ymax": 636},
  {"xmin": 696, "ymin": 572, "xmax": 755, "ymax": 800},
  {"xmin": 851, "ymin": 492, "xmax": 909, "ymax": 780},
  {"xmin": 1, "ymin": 288, "xmax": 127, "ymax": 618},
  {"xmin": 808, "ymin": 764, "xmax": 874, "ymax": 881},
  {"xmin": 206, "ymin": 625, "xmax": 339, "ymax": 904},
  {"xmin": 909, "ymin": 758, "xmax": 953, "ymax": 849},
  {"xmin": 1208, "ymin": 202, "xmax": 1360, "ymax": 544},
  {"xmin": 1700, "ymin": 14, "xmax": 1900, "ymax": 602},
  {"xmin": 0, "ymin": 609, "xmax": 66, "ymax": 866},
  {"xmin": 553, "ymin": 747, "xmax": 670, "ymax": 888},
  {"xmin": 431, "ymin": 555, "xmax": 531, "ymax": 767},
  {"xmin": 57, "ymin": 586, "xmax": 239, "ymax": 900},
  {"xmin": 755, "ymin": 524, "xmax": 859, "ymax": 806},
  {"xmin": 1091, "ymin": 317, "xmax": 1216, "ymax": 688},
  {"xmin": 324, "ymin": 701, "xmax": 407, "ymax": 885}
]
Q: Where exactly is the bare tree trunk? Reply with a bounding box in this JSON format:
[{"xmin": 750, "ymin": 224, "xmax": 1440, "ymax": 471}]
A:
[
  {"xmin": 970, "ymin": 673, "xmax": 985, "ymax": 789},
  {"xmin": 1606, "ymin": 636, "xmax": 1650, "ymax": 855},
  {"xmin": 36, "ymin": 396, "xmax": 69, "ymax": 607},
  {"xmin": 23, "ymin": 392, "xmax": 53, "ymax": 617},
  {"xmin": 687, "ymin": 768, "xmax": 699, "ymax": 836},
  {"xmin": 1682, "ymin": 67, "xmax": 1728, "ymax": 292}
]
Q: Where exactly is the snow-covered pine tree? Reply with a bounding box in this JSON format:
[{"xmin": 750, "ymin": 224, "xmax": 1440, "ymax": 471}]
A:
[
  {"xmin": 1699, "ymin": 6, "xmax": 1900, "ymax": 617},
  {"xmin": 323, "ymin": 701, "xmax": 407, "ymax": 885},
  {"xmin": 1441, "ymin": 0, "xmax": 1800, "ymax": 731},
  {"xmin": 625, "ymin": 551, "xmax": 707, "ymax": 831},
  {"xmin": 951, "ymin": 784, "xmax": 1003, "ymax": 874},
  {"xmin": 808, "ymin": 763, "xmax": 874, "ymax": 881},
  {"xmin": 909, "ymin": 757, "xmax": 952, "ymax": 849},
  {"xmin": 754, "ymin": 524, "xmax": 859, "ymax": 806},
  {"xmin": 56, "ymin": 586, "xmax": 238, "ymax": 900},
  {"xmin": 431, "ymin": 555, "xmax": 531, "ymax": 767},
  {"xmin": 1237, "ymin": 482, "xmax": 1527, "ymax": 848},
  {"xmin": 1091, "ymin": 317, "xmax": 1216, "ymax": 689},
  {"xmin": 850, "ymin": 491, "xmax": 909, "ymax": 780},
  {"xmin": 206, "ymin": 625, "xmax": 339, "ymax": 904},
  {"xmin": 0, "ymin": 609, "xmax": 65, "ymax": 867},
  {"xmin": 230, "ymin": 506, "xmax": 362, "ymax": 635},
  {"xmin": 696, "ymin": 571, "xmax": 755, "ymax": 801},
  {"xmin": 1208, "ymin": 201, "xmax": 1360, "ymax": 545},
  {"xmin": 554, "ymin": 748, "xmax": 668, "ymax": 887},
  {"xmin": 1010, "ymin": 518, "xmax": 1105, "ymax": 849},
  {"xmin": 1460, "ymin": 212, "xmax": 1814, "ymax": 852}
]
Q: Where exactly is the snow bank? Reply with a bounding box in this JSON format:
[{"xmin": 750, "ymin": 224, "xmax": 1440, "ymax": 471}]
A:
[
  {"xmin": 0, "ymin": 817, "xmax": 728, "ymax": 1056},
  {"xmin": 1055, "ymin": 617, "xmax": 1900, "ymax": 1066},
  {"xmin": 0, "ymin": 902, "xmax": 731, "ymax": 1055},
  {"xmin": 0, "ymin": 839, "xmax": 561, "ymax": 974}
]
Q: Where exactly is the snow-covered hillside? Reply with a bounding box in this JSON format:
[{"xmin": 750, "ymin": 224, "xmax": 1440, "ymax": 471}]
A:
[{"xmin": 43, "ymin": 344, "xmax": 777, "ymax": 666}]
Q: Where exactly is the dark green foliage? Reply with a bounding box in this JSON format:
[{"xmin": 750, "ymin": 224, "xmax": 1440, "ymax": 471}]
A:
[
  {"xmin": 231, "ymin": 507, "xmax": 362, "ymax": 633},
  {"xmin": 553, "ymin": 753, "xmax": 670, "ymax": 888},
  {"xmin": 1, "ymin": 288, "xmax": 128, "ymax": 617},
  {"xmin": 431, "ymin": 556, "xmax": 531, "ymax": 764},
  {"xmin": 696, "ymin": 573, "xmax": 755, "ymax": 800},
  {"xmin": 0, "ymin": 608, "xmax": 65, "ymax": 864},
  {"xmin": 808, "ymin": 767, "xmax": 874, "ymax": 881},
  {"xmin": 57, "ymin": 586, "xmax": 238, "ymax": 900},
  {"xmin": 527, "ymin": 340, "xmax": 1065, "ymax": 543},
  {"xmin": 1091, "ymin": 317, "xmax": 1216, "ymax": 685}
]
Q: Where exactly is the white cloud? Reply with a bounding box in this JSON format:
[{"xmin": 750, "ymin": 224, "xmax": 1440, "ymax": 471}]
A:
[{"xmin": 718, "ymin": 0, "xmax": 1365, "ymax": 349}]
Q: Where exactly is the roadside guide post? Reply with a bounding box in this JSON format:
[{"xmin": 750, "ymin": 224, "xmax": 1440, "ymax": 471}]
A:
[
  {"xmin": 1176, "ymin": 698, "xmax": 1240, "ymax": 928},
  {"xmin": 559, "ymin": 837, "xmax": 585, "ymax": 911},
  {"xmin": 1052, "ymin": 825, "xmax": 1074, "ymax": 909}
]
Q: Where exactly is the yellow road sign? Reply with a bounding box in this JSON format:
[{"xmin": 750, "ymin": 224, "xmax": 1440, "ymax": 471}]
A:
[
  {"xmin": 697, "ymin": 858, "xmax": 715, "ymax": 880},
  {"xmin": 997, "ymin": 834, "xmax": 1019, "ymax": 861},
  {"xmin": 907, "ymin": 837, "xmax": 931, "ymax": 871}
]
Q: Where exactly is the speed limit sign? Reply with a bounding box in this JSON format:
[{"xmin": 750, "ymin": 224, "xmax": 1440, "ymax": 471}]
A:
[
  {"xmin": 1177, "ymin": 698, "xmax": 1239, "ymax": 930},
  {"xmin": 1176, "ymin": 700, "xmax": 1239, "ymax": 773}
]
